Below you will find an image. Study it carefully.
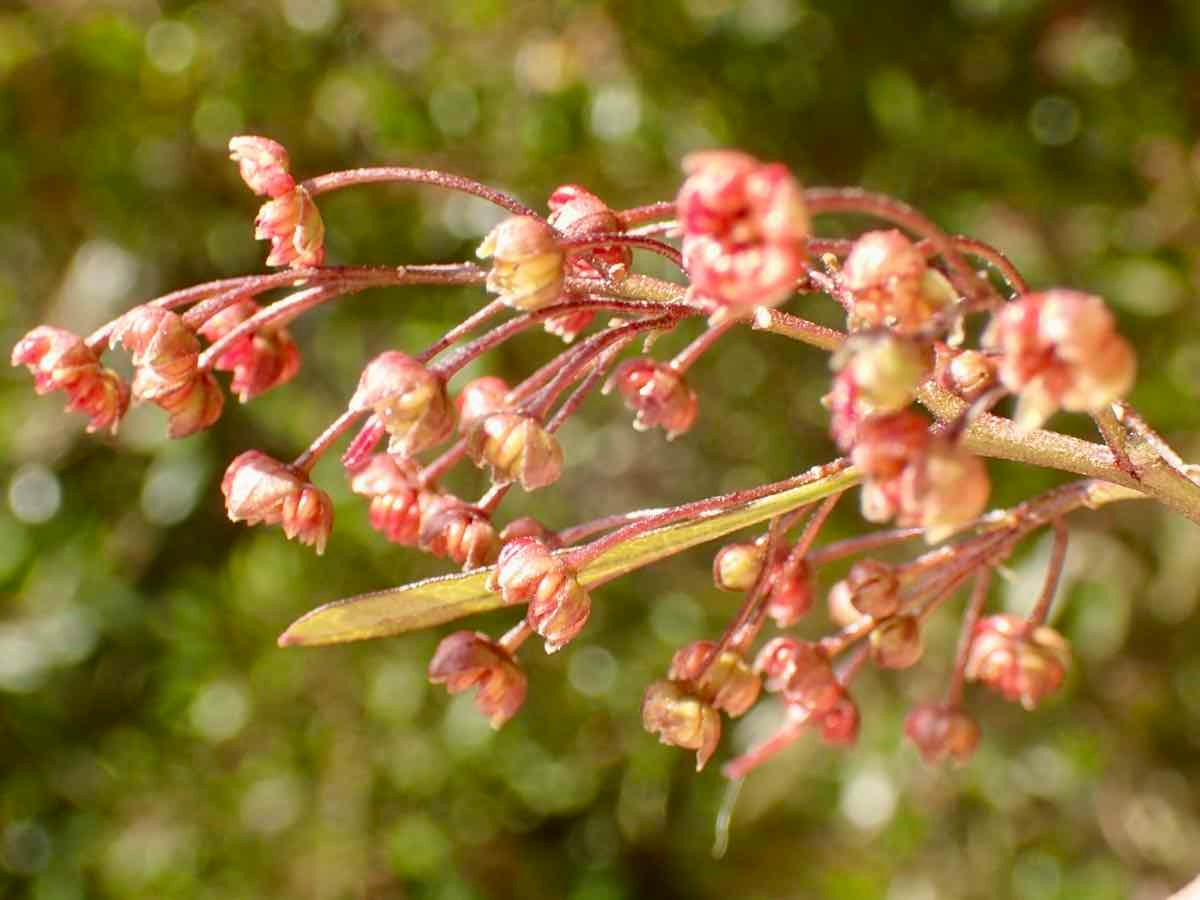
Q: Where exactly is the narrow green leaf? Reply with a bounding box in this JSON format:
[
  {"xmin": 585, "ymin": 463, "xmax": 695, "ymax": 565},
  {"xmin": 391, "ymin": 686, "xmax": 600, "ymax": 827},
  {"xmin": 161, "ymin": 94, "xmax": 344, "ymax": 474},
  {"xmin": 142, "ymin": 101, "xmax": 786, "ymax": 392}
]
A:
[{"xmin": 278, "ymin": 466, "xmax": 860, "ymax": 647}]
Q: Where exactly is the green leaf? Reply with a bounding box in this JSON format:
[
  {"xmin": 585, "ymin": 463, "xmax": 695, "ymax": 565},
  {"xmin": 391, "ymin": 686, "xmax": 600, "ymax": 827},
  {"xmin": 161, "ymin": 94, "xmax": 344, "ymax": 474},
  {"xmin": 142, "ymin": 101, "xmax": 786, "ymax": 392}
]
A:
[{"xmin": 278, "ymin": 466, "xmax": 860, "ymax": 647}]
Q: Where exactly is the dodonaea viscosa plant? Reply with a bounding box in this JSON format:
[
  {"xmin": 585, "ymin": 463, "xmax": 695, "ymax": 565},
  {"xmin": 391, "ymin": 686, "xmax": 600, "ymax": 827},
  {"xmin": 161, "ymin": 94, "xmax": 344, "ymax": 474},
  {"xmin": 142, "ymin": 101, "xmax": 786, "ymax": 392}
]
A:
[{"xmin": 15, "ymin": 137, "xmax": 1200, "ymax": 777}]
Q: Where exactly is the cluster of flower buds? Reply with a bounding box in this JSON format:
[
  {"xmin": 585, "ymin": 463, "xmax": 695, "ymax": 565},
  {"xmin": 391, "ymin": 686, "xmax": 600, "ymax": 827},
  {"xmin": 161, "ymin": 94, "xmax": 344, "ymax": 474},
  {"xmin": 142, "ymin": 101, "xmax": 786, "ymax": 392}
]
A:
[
  {"xmin": 231, "ymin": 136, "xmax": 325, "ymax": 268},
  {"xmin": 983, "ymin": 290, "xmax": 1136, "ymax": 430},
  {"xmin": 109, "ymin": 306, "xmax": 225, "ymax": 438},
  {"xmin": 11, "ymin": 326, "xmax": 129, "ymax": 434},
  {"xmin": 642, "ymin": 639, "xmax": 760, "ymax": 770},
  {"xmin": 964, "ymin": 613, "xmax": 1071, "ymax": 710},
  {"xmin": 677, "ymin": 150, "xmax": 810, "ymax": 318},
  {"xmin": 841, "ymin": 230, "xmax": 956, "ymax": 334},
  {"xmin": 197, "ymin": 300, "xmax": 300, "ymax": 402},
  {"xmin": 487, "ymin": 538, "xmax": 590, "ymax": 652},
  {"xmin": 221, "ymin": 451, "xmax": 334, "ymax": 554},
  {"xmin": 754, "ymin": 638, "xmax": 859, "ymax": 745},
  {"xmin": 543, "ymin": 185, "xmax": 631, "ymax": 341},
  {"xmin": 428, "ymin": 630, "xmax": 526, "ymax": 728}
]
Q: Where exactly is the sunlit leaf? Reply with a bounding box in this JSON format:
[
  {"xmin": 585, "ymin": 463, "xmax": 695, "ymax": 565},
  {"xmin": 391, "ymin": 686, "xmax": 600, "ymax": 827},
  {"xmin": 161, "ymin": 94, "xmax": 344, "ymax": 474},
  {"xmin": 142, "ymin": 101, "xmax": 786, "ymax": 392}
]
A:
[{"xmin": 279, "ymin": 465, "xmax": 860, "ymax": 647}]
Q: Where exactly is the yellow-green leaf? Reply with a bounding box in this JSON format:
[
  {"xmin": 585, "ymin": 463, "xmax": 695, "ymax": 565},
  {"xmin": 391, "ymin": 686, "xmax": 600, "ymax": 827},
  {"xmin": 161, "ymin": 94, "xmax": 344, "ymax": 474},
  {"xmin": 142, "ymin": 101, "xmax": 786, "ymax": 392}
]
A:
[{"xmin": 278, "ymin": 465, "xmax": 860, "ymax": 647}]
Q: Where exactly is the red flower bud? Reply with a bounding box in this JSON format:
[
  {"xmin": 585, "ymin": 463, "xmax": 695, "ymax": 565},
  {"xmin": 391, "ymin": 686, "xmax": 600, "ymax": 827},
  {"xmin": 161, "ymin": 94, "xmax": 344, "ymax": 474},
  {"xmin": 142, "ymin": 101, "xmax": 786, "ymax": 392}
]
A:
[
  {"xmin": 499, "ymin": 516, "xmax": 561, "ymax": 548},
  {"xmin": 428, "ymin": 631, "xmax": 527, "ymax": 729},
  {"xmin": 418, "ymin": 497, "xmax": 500, "ymax": 570},
  {"xmin": 869, "ymin": 614, "xmax": 923, "ymax": 669},
  {"xmin": 487, "ymin": 538, "xmax": 590, "ymax": 653},
  {"xmin": 477, "ymin": 215, "xmax": 565, "ymax": 311},
  {"xmin": 109, "ymin": 306, "xmax": 201, "ymax": 401},
  {"xmin": 548, "ymin": 184, "xmax": 631, "ymax": 276},
  {"xmin": 198, "ymin": 300, "xmax": 300, "ymax": 402},
  {"xmin": 465, "ymin": 412, "xmax": 563, "ymax": 491},
  {"xmin": 641, "ymin": 679, "xmax": 722, "ymax": 771},
  {"xmin": 965, "ymin": 614, "xmax": 1070, "ymax": 710},
  {"xmin": 898, "ymin": 439, "xmax": 990, "ymax": 542},
  {"xmin": 841, "ymin": 559, "xmax": 901, "ymax": 619},
  {"xmin": 765, "ymin": 559, "xmax": 816, "ymax": 627},
  {"xmin": 348, "ymin": 454, "xmax": 428, "ymax": 546},
  {"xmin": 156, "ymin": 371, "xmax": 225, "ymax": 438},
  {"xmin": 255, "ymin": 185, "xmax": 325, "ymax": 268},
  {"xmin": 221, "ymin": 450, "xmax": 333, "ymax": 554},
  {"xmin": 455, "ymin": 376, "xmax": 512, "ymax": 435},
  {"xmin": 608, "ymin": 357, "xmax": 699, "ymax": 440},
  {"xmin": 937, "ymin": 348, "xmax": 997, "ymax": 402},
  {"xmin": 833, "ymin": 334, "xmax": 930, "ymax": 416},
  {"xmin": 12, "ymin": 326, "xmax": 129, "ymax": 433},
  {"xmin": 228, "ymin": 135, "xmax": 295, "ymax": 198},
  {"xmin": 817, "ymin": 692, "xmax": 860, "ymax": 746},
  {"xmin": 754, "ymin": 637, "xmax": 841, "ymax": 715},
  {"xmin": 848, "ymin": 410, "xmax": 930, "ymax": 481},
  {"xmin": 903, "ymin": 702, "xmax": 980, "ymax": 765},
  {"xmin": 349, "ymin": 352, "xmax": 455, "ymax": 457}
]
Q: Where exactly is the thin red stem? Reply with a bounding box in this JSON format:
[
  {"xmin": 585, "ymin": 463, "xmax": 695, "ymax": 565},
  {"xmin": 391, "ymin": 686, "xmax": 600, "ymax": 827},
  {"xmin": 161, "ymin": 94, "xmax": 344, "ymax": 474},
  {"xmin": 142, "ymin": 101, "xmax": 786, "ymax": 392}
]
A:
[
  {"xmin": 560, "ymin": 233, "xmax": 684, "ymax": 270},
  {"xmin": 1026, "ymin": 519, "xmax": 1068, "ymax": 626},
  {"xmin": 670, "ymin": 319, "xmax": 735, "ymax": 373},
  {"xmin": 293, "ymin": 409, "xmax": 363, "ymax": 475},
  {"xmin": 198, "ymin": 285, "xmax": 341, "ymax": 370},
  {"xmin": 303, "ymin": 168, "xmax": 536, "ymax": 218},
  {"xmin": 806, "ymin": 527, "xmax": 925, "ymax": 568},
  {"xmin": 946, "ymin": 568, "xmax": 991, "ymax": 706},
  {"xmin": 616, "ymin": 200, "xmax": 676, "ymax": 227}
]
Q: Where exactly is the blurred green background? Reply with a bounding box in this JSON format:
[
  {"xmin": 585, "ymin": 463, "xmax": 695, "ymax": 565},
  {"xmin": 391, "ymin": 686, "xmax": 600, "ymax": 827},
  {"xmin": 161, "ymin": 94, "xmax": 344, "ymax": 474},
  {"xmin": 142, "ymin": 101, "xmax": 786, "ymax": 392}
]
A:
[{"xmin": 3, "ymin": 1, "xmax": 1200, "ymax": 898}]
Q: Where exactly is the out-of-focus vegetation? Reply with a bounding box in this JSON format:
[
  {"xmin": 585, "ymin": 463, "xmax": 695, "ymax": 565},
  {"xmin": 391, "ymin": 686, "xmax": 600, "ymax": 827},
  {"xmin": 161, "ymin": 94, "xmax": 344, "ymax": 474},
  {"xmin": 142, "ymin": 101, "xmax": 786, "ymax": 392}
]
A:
[{"xmin": 2, "ymin": 1, "xmax": 1200, "ymax": 898}]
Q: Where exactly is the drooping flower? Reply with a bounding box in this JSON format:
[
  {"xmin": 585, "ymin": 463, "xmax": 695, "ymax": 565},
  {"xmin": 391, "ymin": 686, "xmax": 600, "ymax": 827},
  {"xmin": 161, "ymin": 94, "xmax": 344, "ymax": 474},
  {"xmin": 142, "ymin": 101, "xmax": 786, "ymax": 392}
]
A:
[
  {"xmin": 255, "ymin": 185, "xmax": 325, "ymax": 268},
  {"xmin": 754, "ymin": 637, "xmax": 842, "ymax": 715},
  {"xmin": 198, "ymin": 300, "xmax": 300, "ymax": 402},
  {"xmin": 109, "ymin": 306, "xmax": 201, "ymax": 402},
  {"xmin": 841, "ymin": 229, "xmax": 954, "ymax": 334},
  {"xmin": 465, "ymin": 412, "xmax": 563, "ymax": 491},
  {"xmin": 965, "ymin": 614, "xmax": 1071, "ymax": 710},
  {"xmin": 668, "ymin": 640, "xmax": 761, "ymax": 717},
  {"xmin": 677, "ymin": 150, "xmax": 809, "ymax": 316},
  {"xmin": 477, "ymin": 215, "xmax": 565, "ymax": 311},
  {"xmin": 607, "ymin": 357, "xmax": 699, "ymax": 439},
  {"xmin": 221, "ymin": 450, "xmax": 333, "ymax": 553},
  {"xmin": 641, "ymin": 679, "xmax": 722, "ymax": 771},
  {"xmin": 764, "ymin": 558, "xmax": 816, "ymax": 628},
  {"xmin": 156, "ymin": 371, "xmax": 225, "ymax": 438},
  {"xmin": 12, "ymin": 325, "xmax": 129, "ymax": 433},
  {"xmin": 982, "ymin": 290, "xmax": 1136, "ymax": 430},
  {"xmin": 418, "ymin": 497, "xmax": 500, "ymax": 570},
  {"xmin": 904, "ymin": 703, "xmax": 981, "ymax": 765},
  {"xmin": 455, "ymin": 376, "xmax": 512, "ymax": 435},
  {"xmin": 428, "ymin": 631, "xmax": 527, "ymax": 729},
  {"xmin": 228, "ymin": 135, "xmax": 295, "ymax": 198},
  {"xmin": 487, "ymin": 537, "xmax": 590, "ymax": 652},
  {"xmin": 349, "ymin": 351, "xmax": 455, "ymax": 458},
  {"xmin": 348, "ymin": 454, "xmax": 430, "ymax": 546},
  {"xmin": 869, "ymin": 615, "xmax": 924, "ymax": 669},
  {"xmin": 898, "ymin": 438, "xmax": 991, "ymax": 542}
]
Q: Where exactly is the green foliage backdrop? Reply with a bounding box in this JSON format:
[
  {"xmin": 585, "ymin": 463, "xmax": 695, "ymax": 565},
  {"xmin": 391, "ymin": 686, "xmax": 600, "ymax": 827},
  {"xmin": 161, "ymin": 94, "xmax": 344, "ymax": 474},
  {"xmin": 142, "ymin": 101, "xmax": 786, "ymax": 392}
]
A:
[{"xmin": 2, "ymin": 1, "xmax": 1200, "ymax": 898}]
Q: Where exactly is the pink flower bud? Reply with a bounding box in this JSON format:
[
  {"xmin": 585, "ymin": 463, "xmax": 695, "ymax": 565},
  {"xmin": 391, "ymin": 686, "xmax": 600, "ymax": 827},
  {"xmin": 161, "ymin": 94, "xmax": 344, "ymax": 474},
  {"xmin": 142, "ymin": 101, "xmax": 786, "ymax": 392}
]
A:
[
  {"xmin": 869, "ymin": 614, "xmax": 923, "ymax": 669},
  {"xmin": 848, "ymin": 410, "xmax": 931, "ymax": 480},
  {"xmin": 753, "ymin": 637, "xmax": 841, "ymax": 715},
  {"xmin": 982, "ymin": 290, "xmax": 1136, "ymax": 430},
  {"xmin": 198, "ymin": 300, "xmax": 300, "ymax": 402},
  {"xmin": 608, "ymin": 357, "xmax": 699, "ymax": 440},
  {"xmin": 828, "ymin": 578, "xmax": 870, "ymax": 629},
  {"xmin": 965, "ymin": 614, "xmax": 1070, "ymax": 710},
  {"xmin": 465, "ymin": 412, "xmax": 563, "ymax": 491},
  {"xmin": 547, "ymin": 184, "xmax": 631, "ymax": 276},
  {"xmin": 542, "ymin": 308, "xmax": 596, "ymax": 343},
  {"xmin": 255, "ymin": 185, "xmax": 325, "ymax": 268},
  {"xmin": 428, "ymin": 630, "xmax": 527, "ymax": 729},
  {"xmin": 487, "ymin": 538, "xmax": 590, "ymax": 653},
  {"xmin": 477, "ymin": 215, "xmax": 565, "ymax": 311},
  {"xmin": 641, "ymin": 679, "xmax": 722, "ymax": 771},
  {"xmin": 903, "ymin": 702, "xmax": 980, "ymax": 765},
  {"xmin": 937, "ymin": 348, "xmax": 997, "ymax": 402},
  {"xmin": 712, "ymin": 541, "xmax": 766, "ymax": 592},
  {"xmin": 349, "ymin": 352, "xmax": 455, "ymax": 457},
  {"xmin": 455, "ymin": 376, "xmax": 512, "ymax": 435},
  {"xmin": 669, "ymin": 640, "xmax": 761, "ymax": 717},
  {"xmin": 418, "ymin": 497, "xmax": 500, "ymax": 570},
  {"xmin": 221, "ymin": 450, "xmax": 333, "ymax": 554},
  {"xmin": 841, "ymin": 229, "xmax": 936, "ymax": 333},
  {"xmin": 677, "ymin": 150, "xmax": 809, "ymax": 313},
  {"xmin": 499, "ymin": 516, "xmax": 561, "ymax": 548},
  {"xmin": 228, "ymin": 135, "xmax": 295, "ymax": 198},
  {"xmin": 899, "ymin": 439, "xmax": 990, "ymax": 542},
  {"xmin": 765, "ymin": 559, "xmax": 816, "ymax": 627},
  {"xmin": 12, "ymin": 326, "xmax": 130, "ymax": 433},
  {"xmin": 348, "ymin": 454, "xmax": 428, "ymax": 546},
  {"xmin": 109, "ymin": 307, "xmax": 201, "ymax": 401},
  {"xmin": 156, "ymin": 371, "xmax": 225, "ymax": 438},
  {"xmin": 817, "ymin": 692, "xmax": 860, "ymax": 746}
]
